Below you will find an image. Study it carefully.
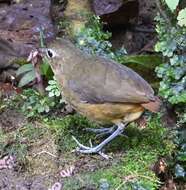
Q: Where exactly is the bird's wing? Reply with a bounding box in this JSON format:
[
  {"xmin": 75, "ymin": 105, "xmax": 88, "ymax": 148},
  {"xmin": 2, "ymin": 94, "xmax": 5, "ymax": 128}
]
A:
[{"xmin": 67, "ymin": 55, "xmax": 155, "ymax": 104}]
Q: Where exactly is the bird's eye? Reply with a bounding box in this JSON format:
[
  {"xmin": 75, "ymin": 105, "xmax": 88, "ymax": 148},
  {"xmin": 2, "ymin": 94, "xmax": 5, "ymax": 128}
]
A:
[{"xmin": 46, "ymin": 49, "xmax": 56, "ymax": 58}]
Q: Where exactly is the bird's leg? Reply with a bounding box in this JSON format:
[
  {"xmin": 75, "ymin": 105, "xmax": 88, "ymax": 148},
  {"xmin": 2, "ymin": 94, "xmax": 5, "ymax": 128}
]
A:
[
  {"xmin": 85, "ymin": 125, "xmax": 127, "ymax": 138},
  {"xmin": 85, "ymin": 126, "xmax": 116, "ymax": 136},
  {"xmin": 72, "ymin": 123, "xmax": 128, "ymax": 156}
]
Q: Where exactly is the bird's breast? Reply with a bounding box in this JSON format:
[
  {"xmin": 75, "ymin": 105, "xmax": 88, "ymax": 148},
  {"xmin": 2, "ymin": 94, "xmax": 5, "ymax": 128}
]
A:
[{"xmin": 75, "ymin": 102, "xmax": 145, "ymax": 124}]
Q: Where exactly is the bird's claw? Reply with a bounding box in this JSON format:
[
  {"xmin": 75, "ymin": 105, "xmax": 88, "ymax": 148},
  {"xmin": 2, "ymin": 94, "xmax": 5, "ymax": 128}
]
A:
[
  {"xmin": 72, "ymin": 136, "xmax": 111, "ymax": 159},
  {"xmin": 98, "ymin": 151, "xmax": 112, "ymax": 159},
  {"xmin": 72, "ymin": 124, "xmax": 127, "ymax": 159}
]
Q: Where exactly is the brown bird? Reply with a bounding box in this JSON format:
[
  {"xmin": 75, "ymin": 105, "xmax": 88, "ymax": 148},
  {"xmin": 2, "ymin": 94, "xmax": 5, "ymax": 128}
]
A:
[{"xmin": 42, "ymin": 38, "xmax": 161, "ymax": 156}]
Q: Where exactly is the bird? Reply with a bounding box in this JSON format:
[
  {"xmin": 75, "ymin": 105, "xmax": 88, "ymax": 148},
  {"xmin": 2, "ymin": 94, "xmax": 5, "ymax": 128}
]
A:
[{"xmin": 41, "ymin": 38, "xmax": 161, "ymax": 157}]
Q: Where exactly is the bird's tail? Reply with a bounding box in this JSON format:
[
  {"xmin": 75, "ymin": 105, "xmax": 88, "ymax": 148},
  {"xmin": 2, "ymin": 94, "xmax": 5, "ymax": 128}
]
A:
[{"xmin": 141, "ymin": 96, "xmax": 161, "ymax": 113}]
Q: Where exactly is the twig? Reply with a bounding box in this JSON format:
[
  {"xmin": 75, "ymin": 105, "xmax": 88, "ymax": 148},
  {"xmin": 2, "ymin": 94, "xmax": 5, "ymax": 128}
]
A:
[
  {"xmin": 33, "ymin": 150, "xmax": 57, "ymax": 158},
  {"xmin": 115, "ymin": 181, "xmax": 126, "ymax": 190},
  {"xmin": 115, "ymin": 175, "xmax": 136, "ymax": 190}
]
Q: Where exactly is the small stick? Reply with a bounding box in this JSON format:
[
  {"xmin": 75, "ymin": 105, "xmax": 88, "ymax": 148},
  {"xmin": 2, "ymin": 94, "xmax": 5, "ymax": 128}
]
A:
[{"xmin": 33, "ymin": 150, "xmax": 57, "ymax": 158}]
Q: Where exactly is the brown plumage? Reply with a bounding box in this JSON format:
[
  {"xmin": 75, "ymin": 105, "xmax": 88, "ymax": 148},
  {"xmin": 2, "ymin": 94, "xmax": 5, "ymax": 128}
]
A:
[{"xmin": 43, "ymin": 38, "xmax": 161, "ymax": 157}]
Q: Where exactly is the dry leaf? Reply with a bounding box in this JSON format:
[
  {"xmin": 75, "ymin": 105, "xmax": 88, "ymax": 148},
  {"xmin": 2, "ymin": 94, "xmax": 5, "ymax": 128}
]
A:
[
  {"xmin": 60, "ymin": 165, "xmax": 75, "ymax": 178},
  {"xmin": 0, "ymin": 155, "xmax": 16, "ymax": 170},
  {"xmin": 48, "ymin": 182, "xmax": 62, "ymax": 190}
]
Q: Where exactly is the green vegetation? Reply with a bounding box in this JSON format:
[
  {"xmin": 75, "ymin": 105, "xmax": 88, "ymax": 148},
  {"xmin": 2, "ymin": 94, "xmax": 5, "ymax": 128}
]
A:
[
  {"xmin": 16, "ymin": 59, "xmax": 53, "ymax": 88},
  {"xmin": 173, "ymin": 127, "xmax": 186, "ymax": 179},
  {"xmin": 16, "ymin": 30, "xmax": 53, "ymax": 88},
  {"xmin": 1, "ymin": 1, "xmax": 185, "ymax": 188},
  {"xmin": 46, "ymin": 77, "xmax": 61, "ymax": 98},
  {"xmin": 0, "ymin": 123, "xmax": 46, "ymax": 167},
  {"xmin": 154, "ymin": 0, "xmax": 186, "ymax": 182},
  {"xmin": 16, "ymin": 63, "xmax": 36, "ymax": 87},
  {"xmin": 0, "ymin": 111, "xmax": 175, "ymax": 189},
  {"xmin": 2, "ymin": 82, "xmax": 181, "ymax": 189},
  {"xmin": 52, "ymin": 115, "xmax": 175, "ymax": 189},
  {"xmin": 75, "ymin": 15, "xmax": 115, "ymax": 58},
  {"xmin": 59, "ymin": 14, "xmax": 124, "ymax": 60},
  {"xmin": 155, "ymin": 0, "xmax": 186, "ymax": 124},
  {"xmin": 47, "ymin": 114, "xmax": 99, "ymax": 152},
  {"xmin": 6, "ymin": 87, "xmax": 63, "ymax": 118}
]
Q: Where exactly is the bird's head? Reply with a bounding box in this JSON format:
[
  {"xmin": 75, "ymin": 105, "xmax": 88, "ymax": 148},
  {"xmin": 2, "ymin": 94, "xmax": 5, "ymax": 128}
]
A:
[
  {"xmin": 27, "ymin": 38, "xmax": 78, "ymax": 79},
  {"xmin": 39, "ymin": 39, "xmax": 76, "ymax": 70}
]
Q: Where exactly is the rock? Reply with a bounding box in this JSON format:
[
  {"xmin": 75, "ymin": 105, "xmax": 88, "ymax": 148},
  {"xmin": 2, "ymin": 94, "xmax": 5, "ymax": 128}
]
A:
[
  {"xmin": 0, "ymin": 0, "xmax": 56, "ymax": 81},
  {"xmin": 92, "ymin": 0, "xmax": 123, "ymax": 15},
  {"xmin": 0, "ymin": 0, "xmax": 56, "ymax": 57},
  {"xmin": 0, "ymin": 38, "xmax": 21, "ymax": 69},
  {"xmin": 92, "ymin": 0, "xmax": 139, "ymax": 27},
  {"xmin": 0, "ymin": 0, "xmax": 55, "ymax": 44}
]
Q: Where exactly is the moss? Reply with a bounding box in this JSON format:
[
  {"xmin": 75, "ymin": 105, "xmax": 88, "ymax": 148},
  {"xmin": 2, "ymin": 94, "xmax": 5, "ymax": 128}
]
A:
[
  {"xmin": 46, "ymin": 113, "xmax": 175, "ymax": 157},
  {"xmin": 0, "ymin": 123, "xmax": 47, "ymax": 168},
  {"xmin": 62, "ymin": 0, "xmax": 92, "ymax": 37},
  {"xmin": 0, "ymin": 108, "xmax": 176, "ymax": 189},
  {"xmin": 46, "ymin": 114, "xmax": 99, "ymax": 152},
  {"xmin": 45, "ymin": 114, "xmax": 175, "ymax": 189}
]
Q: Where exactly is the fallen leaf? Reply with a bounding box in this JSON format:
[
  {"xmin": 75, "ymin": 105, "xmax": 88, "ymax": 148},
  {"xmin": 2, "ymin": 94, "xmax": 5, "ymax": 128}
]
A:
[
  {"xmin": 48, "ymin": 182, "xmax": 62, "ymax": 190},
  {"xmin": 0, "ymin": 155, "xmax": 16, "ymax": 170},
  {"xmin": 60, "ymin": 165, "xmax": 75, "ymax": 178}
]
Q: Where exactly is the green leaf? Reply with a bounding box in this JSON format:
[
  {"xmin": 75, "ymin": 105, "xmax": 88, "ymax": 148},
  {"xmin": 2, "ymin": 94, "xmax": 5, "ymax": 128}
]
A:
[
  {"xmin": 45, "ymin": 85, "xmax": 53, "ymax": 91},
  {"xmin": 39, "ymin": 30, "xmax": 45, "ymax": 48},
  {"xmin": 165, "ymin": 0, "xmax": 179, "ymax": 12},
  {"xmin": 54, "ymin": 91, "xmax": 61, "ymax": 97},
  {"xmin": 16, "ymin": 64, "xmax": 34, "ymax": 76},
  {"xmin": 120, "ymin": 55, "xmax": 162, "ymax": 88},
  {"xmin": 18, "ymin": 70, "xmax": 36, "ymax": 87},
  {"xmin": 37, "ymin": 106, "xmax": 45, "ymax": 113},
  {"xmin": 48, "ymin": 91, "xmax": 54, "ymax": 97},
  {"xmin": 120, "ymin": 55, "xmax": 162, "ymax": 69},
  {"xmin": 44, "ymin": 105, "xmax": 50, "ymax": 113},
  {"xmin": 40, "ymin": 59, "xmax": 53, "ymax": 79},
  {"xmin": 177, "ymin": 8, "xmax": 186, "ymax": 26},
  {"xmin": 48, "ymin": 80, "xmax": 57, "ymax": 85},
  {"xmin": 177, "ymin": 152, "xmax": 186, "ymax": 161}
]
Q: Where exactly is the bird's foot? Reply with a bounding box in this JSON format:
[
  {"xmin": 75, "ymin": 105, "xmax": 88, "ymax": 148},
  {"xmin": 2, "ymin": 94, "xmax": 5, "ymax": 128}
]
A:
[
  {"xmin": 72, "ymin": 136, "xmax": 111, "ymax": 159},
  {"xmin": 72, "ymin": 123, "xmax": 128, "ymax": 159}
]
